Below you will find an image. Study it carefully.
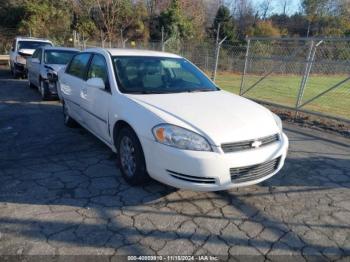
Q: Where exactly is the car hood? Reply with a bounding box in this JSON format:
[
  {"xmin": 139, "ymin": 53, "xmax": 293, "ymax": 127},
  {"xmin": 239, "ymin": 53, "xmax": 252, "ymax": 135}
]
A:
[
  {"xmin": 18, "ymin": 49, "xmax": 36, "ymax": 56},
  {"xmin": 127, "ymin": 90, "xmax": 280, "ymax": 146}
]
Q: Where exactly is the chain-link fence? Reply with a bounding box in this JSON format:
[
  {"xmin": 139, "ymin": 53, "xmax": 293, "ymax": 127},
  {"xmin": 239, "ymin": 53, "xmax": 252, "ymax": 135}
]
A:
[
  {"xmin": 76, "ymin": 36, "xmax": 247, "ymax": 77},
  {"xmin": 240, "ymin": 37, "xmax": 350, "ymax": 123},
  {"xmin": 1, "ymin": 28, "xmax": 349, "ymax": 123}
]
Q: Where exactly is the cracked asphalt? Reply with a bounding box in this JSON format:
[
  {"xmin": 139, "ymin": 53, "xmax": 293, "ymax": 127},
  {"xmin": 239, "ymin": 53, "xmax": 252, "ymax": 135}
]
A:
[{"xmin": 0, "ymin": 67, "xmax": 349, "ymax": 261}]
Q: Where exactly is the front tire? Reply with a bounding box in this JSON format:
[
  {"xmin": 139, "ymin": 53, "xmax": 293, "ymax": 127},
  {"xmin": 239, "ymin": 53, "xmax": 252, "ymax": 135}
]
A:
[
  {"xmin": 12, "ymin": 67, "xmax": 20, "ymax": 79},
  {"xmin": 116, "ymin": 127, "xmax": 149, "ymax": 185},
  {"xmin": 62, "ymin": 101, "xmax": 77, "ymax": 128},
  {"xmin": 28, "ymin": 79, "xmax": 36, "ymax": 89}
]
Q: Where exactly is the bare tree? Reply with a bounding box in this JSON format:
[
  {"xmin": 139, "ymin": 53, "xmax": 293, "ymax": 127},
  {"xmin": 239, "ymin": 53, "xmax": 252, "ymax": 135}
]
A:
[
  {"xmin": 144, "ymin": 0, "xmax": 169, "ymax": 16},
  {"xmin": 259, "ymin": 0, "xmax": 273, "ymax": 20},
  {"xmin": 231, "ymin": 0, "xmax": 256, "ymax": 39},
  {"xmin": 280, "ymin": 0, "xmax": 288, "ymax": 15},
  {"xmin": 93, "ymin": 0, "xmax": 134, "ymax": 47}
]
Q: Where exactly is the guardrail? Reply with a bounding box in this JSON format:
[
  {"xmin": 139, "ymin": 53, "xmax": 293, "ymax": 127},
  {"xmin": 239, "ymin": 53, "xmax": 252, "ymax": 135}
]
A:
[{"xmin": 0, "ymin": 55, "xmax": 10, "ymax": 65}]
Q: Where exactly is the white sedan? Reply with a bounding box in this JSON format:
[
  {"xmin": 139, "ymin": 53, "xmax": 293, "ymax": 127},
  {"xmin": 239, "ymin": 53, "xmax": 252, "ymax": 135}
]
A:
[
  {"xmin": 27, "ymin": 47, "xmax": 79, "ymax": 100},
  {"xmin": 58, "ymin": 48, "xmax": 288, "ymax": 191}
]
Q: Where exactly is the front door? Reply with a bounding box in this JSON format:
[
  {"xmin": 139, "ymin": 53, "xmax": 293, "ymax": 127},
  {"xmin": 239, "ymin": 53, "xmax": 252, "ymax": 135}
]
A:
[{"xmin": 81, "ymin": 54, "xmax": 112, "ymax": 144}]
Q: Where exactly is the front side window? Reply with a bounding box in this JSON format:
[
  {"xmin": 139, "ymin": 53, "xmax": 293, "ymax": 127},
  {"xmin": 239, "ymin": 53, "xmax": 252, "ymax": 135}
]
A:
[
  {"xmin": 112, "ymin": 56, "xmax": 218, "ymax": 94},
  {"xmin": 87, "ymin": 54, "xmax": 109, "ymax": 90},
  {"xmin": 66, "ymin": 53, "xmax": 91, "ymax": 79},
  {"xmin": 44, "ymin": 50, "xmax": 78, "ymax": 65},
  {"xmin": 18, "ymin": 41, "xmax": 52, "ymax": 50}
]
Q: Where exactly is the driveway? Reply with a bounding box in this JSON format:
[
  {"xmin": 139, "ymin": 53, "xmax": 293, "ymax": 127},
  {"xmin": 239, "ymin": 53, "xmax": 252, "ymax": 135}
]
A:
[{"xmin": 0, "ymin": 68, "xmax": 349, "ymax": 260}]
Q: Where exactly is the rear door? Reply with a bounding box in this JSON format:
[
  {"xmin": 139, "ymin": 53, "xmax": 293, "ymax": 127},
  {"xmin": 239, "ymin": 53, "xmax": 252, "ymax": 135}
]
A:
[
  {"xmin": 27, "ymin": 49, "xmax": 38, "ymax": 84},
  {"xmin": 81, "ymin": 53, "xmax": 112, "ymax": 143},
  {"xmin": 33, "ymin": 48, "xmax": 42, "ymax": 86},
  {"xmin": 28, "ymin": 48, "xmax": 41, "ymax": 86},
  {"xmin": 59, "ymin": 53, "xmax": 92, "ymax": 124}
]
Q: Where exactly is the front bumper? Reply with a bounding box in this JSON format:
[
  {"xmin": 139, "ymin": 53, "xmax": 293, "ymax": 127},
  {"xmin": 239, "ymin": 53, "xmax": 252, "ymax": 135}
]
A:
[{"xmin": 142, "ymin": 133, "xmax": 289, "ymax": 191}]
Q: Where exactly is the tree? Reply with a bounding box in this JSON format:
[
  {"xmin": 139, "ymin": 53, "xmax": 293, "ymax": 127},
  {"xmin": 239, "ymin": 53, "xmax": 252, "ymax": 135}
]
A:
[
  {"xmin": 0, "ymin": 0, "xmax": 26, "ymax": 29},
  {"xmin": 18, "ymin": 0, "xmax": 72, "ymax": 43},
  {"xmin": 279, "ymin": 0, "xmax": 289, "ymax": 16},
  {"xmin": 249, "ymin": 20, "xmax": 280, "ymax": 37},
  {"xmin": 233, "ymin": 0, "xmax": 257, "ymax": 40},
  {"xmin": 70, "ymin": 0, "xmax": 98, "ymax": 39},
  {"xmin": 302, "ymin": 0, "xmax": 328, "ymax": 37},
  {"xmin": 179, "ymin": 0, "xmax": 206, "ymax": 39},
  {"xmin": 125, "ymin": 1, "xmax": 149, "ymax": 42},
  {"xmin": 159, "ymin": 0, "xmax": 194, "ymax": 40},
  {"xmin": 212, "ymin": 5, "xmax": 236, "ymax": 43},
  {"xmin": 92, "ymin": 0, "xmax": 133, "ymax": 46},
  {"xmin": 259, "ymin": 0, "xmax": 273, "ymax": 20}
]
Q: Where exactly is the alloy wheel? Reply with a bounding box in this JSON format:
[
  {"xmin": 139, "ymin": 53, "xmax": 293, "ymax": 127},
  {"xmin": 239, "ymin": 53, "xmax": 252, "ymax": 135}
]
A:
[{"xmin": 119, "ymin": 136, "xmax": 136, "ymax": 177}]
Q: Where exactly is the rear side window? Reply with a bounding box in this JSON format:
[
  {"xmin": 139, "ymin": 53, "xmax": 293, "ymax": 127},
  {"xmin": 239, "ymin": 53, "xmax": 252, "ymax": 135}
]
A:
[{"xmin": 66, "ymin": 53, "xmax": 91, "ymax": 79}]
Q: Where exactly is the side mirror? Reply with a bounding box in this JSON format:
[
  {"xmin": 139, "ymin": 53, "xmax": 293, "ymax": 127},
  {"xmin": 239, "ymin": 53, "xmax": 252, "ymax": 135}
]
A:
[
  {"xmin": 87, "ymin": 77, "xmax": 105, "ymax": 90},
  {"xmin": 31, "ymin": 58, "xmax": 40, "ymax": 64}
]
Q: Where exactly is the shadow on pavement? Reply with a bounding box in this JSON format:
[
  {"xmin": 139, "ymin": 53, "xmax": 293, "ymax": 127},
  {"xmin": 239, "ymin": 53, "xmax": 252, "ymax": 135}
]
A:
[{"xmin": 0, "ymin": 65, "xmax": 349, "ymax": 257}]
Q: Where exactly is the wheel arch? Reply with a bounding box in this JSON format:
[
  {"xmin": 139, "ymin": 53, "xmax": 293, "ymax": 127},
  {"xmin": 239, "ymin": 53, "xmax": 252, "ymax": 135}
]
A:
[
  {"xmin": 113, "ymin": 119, "xmax": 150, "ymax": 183},
  {"xmin": 112, "ymin": 119, "xmax": 146, "ymax": 155},
  {"xmin": 112, "ymin": 120, "xmax": 134, "ymax": 146}
]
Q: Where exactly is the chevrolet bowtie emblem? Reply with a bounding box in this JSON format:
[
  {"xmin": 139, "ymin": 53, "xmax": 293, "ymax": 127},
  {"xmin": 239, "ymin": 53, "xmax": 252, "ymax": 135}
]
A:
[{"xmin": 251, "ymin": 140, "xmax": 262, "ymax": 148}]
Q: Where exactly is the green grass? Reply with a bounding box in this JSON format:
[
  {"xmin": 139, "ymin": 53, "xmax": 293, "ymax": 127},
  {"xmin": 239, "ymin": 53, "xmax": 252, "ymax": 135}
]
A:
[{"xmin": 215, "ymin": 72, "xmax": 350, "ymax": 120}]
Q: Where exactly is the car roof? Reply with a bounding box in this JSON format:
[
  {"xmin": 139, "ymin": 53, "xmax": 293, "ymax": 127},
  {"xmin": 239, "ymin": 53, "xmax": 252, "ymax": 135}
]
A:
[
  {"xmin": 16, "ymin": 37, "xmax": 52, "ymax": 43},
  {"xmin": 42, "ymin": 46, "xmax": 79, "ymax": 52},
  {"xmin": 85, "ymin": 48, "xmax": 182, "ymax": 58}
]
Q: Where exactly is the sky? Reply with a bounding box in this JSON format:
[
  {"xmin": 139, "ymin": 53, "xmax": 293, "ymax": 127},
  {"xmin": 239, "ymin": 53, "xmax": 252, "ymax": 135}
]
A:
[{"xmin": 252, "ymin": 0, "xmax": 302, "ymax": 15}]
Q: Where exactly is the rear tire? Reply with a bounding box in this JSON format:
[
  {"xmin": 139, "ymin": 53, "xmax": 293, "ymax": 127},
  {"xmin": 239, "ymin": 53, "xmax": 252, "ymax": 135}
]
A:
[
  {"xmin": 116, "ymin": 127, "xmax": 149, "ymax": 185},
  {"xmin": 39, "ymin": 81, "xmax": 50, "ymax": 100},
  {"xmin": 62, "ymin": 101, "xmax": 77, "ymax": 128}
]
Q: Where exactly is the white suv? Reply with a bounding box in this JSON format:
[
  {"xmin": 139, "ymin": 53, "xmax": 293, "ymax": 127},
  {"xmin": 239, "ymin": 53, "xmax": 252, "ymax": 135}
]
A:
[
  {"xmin": 58, "ymin": 48, "xmax": 288, "ymax": 191},
  {"xmin": 9, "ymin": 37, "xmax": 53, "ymax": 78}
]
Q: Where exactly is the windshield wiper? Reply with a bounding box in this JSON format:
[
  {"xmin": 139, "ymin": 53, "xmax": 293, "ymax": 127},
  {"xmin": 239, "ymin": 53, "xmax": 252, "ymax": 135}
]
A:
[
  {"xmin": 184, "ymin": 89, "xmax": 217, "ymax": 93},
  {"xmin": 126, "ymin": 90, "xmax": 173, "ymax": 94}
]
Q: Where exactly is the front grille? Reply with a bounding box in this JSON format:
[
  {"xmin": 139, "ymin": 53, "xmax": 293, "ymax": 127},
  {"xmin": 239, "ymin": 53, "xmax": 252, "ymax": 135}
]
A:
[
  {"xmin": 230, "ymin": 157, "xmax": 280, "ymax": 183},
  {"xmin": 167, "ymin": 169, "xmax": 216, "ymax": 184},
  {"xmin": 221, "ymin": 134, "xmax": 279, "ymax": 153}
]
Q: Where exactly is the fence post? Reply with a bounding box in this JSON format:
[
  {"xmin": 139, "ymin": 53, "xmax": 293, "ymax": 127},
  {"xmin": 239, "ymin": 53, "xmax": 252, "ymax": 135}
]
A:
[
  {"xmin": 239, "ymin": 38, "xmax": 250, "ymax": 96},
  {"xmin": 295, "ymin": 39, "xmax": 316, "ymax": 118},
  {"xmin": 161, "ymin": 26, "xmax": 165, "ymax": 52},
  {"xmin": 211, "ymin": 37, "xmax": 227, "ymax": 82}
]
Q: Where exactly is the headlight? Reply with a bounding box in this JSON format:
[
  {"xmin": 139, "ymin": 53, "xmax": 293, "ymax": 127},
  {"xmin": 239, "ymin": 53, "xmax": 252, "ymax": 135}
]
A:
[
  {"xmin": 152, "ymin": 124, "xmax": 212, "ymax": 151},
  {"xmin": 15, "ymin": 55, "xmax": 26, "ymax": 65},
  {"xmin": 272, "ymin": 113, "xmax": 283, "ymax": 131},
  {"xmin": 47, "ymin": 71, "xmax": 58, "ymax": 81}
]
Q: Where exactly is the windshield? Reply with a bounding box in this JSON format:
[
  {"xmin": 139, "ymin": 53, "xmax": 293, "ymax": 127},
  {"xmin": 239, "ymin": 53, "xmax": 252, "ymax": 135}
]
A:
[
  {"xmin": 112, "ymin": 56, "xmax": 218, "ymax": 94},
  {"xmin": 44, "ymin": 50, "xmax": 78, "ymax": 65},
  {"xmin": 18, "ymin": 41, "xmax": 52, "ymax": 50}
]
